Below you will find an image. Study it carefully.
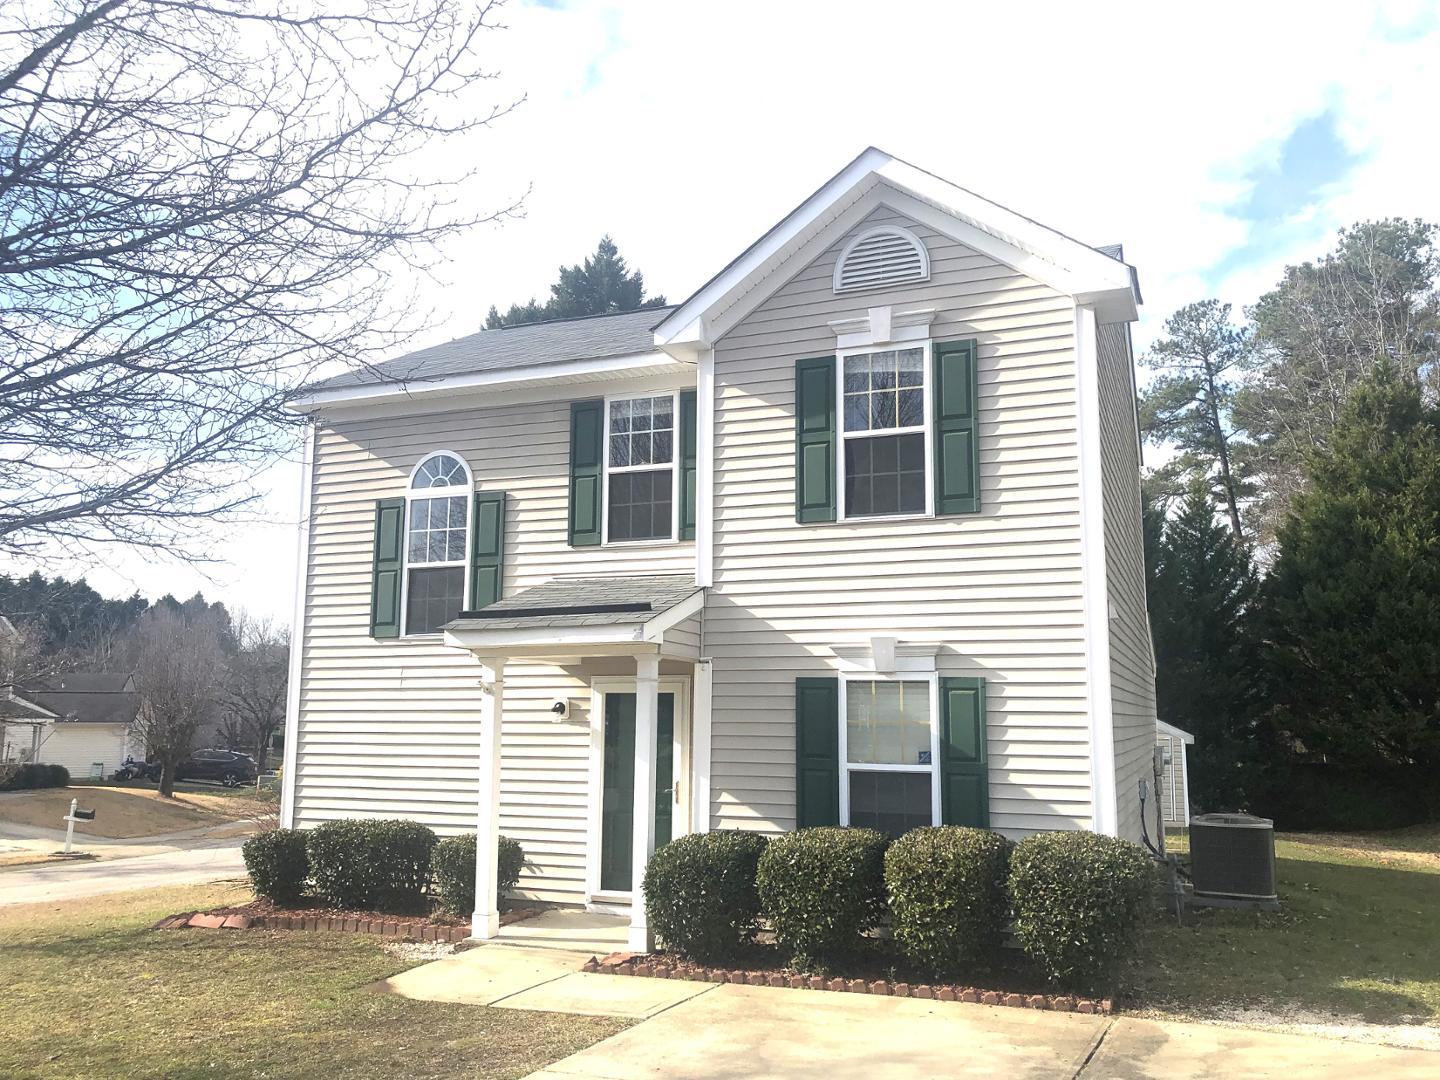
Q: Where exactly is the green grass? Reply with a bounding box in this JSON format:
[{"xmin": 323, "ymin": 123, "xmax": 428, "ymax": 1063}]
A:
[
  {"xmin": 1131, "ymin": 828, "xmax": 1440, "ymax": 1023},
  {"xmin": 0, "ymin": 883, "xmax": 627, "ymax": 1079}
]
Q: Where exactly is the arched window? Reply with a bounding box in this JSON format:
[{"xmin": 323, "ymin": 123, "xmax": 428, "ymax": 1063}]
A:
[
  {"xmin": 833, "ymin": 226, "xmax": 930, "ymax": 294},
  {"xmin": 405, "ymin": 452, "xmax": 471, "ymax": 634}
]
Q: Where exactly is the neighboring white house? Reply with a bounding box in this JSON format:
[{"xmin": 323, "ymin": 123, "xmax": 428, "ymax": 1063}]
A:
[
  {"xmin": 1156, "ymin": 719, "xmax": 1195, "ymax": 828},
  {"xmin": 280, "ymin": 147, "xmax": 1158, "ymax": 948},
  {"xmin": 21, "ymin": 674, "xmax": 142, "ymax": 779}
]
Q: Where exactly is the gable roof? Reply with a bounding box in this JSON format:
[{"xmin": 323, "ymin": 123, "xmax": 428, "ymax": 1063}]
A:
[
  {"xmin": 298, "ymin": 306, "xmax": 677, "ymax": 405},
  {"xmin": 21, "ymin": 673, "xmax": 140, "ymax": 725},
  {"xmin": 654, "ymin": 147, "xmax": 1140, "ymax": 357}
]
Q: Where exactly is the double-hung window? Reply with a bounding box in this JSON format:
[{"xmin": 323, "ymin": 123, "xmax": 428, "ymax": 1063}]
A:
[
  {"xmin": 839, "ymin": 346, "xmax": 929, "ymax": 518},
  {"xmin": 605, "ymin": 393, "xmax": 677, "ymax": 543},
  {"xmin": 840, "ymin": 676, "xmax": 940, "ymax": 836},
  {"xmin": 404, "ymin": 451, "xmax": 471, "ymax": 635}
]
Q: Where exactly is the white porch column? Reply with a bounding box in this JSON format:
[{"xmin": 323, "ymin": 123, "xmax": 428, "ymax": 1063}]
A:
[
  {"xmin": 472, "ymin": 656, "xmax": 506, "ymax": 939},
  {"xmin": 629, "ymin": 652, "xmax": 660, "ymax": 951}
]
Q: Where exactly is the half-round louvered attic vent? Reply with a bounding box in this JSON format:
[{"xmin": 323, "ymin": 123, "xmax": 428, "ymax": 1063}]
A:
[{"xmin": 832, "ymin": 226, "xmax": 930, "ymax": 294}]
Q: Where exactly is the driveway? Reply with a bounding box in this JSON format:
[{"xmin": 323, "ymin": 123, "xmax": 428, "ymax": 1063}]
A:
[{"xmin": 0, "ymin": 838, "xmax": 246, "ymax": 905}]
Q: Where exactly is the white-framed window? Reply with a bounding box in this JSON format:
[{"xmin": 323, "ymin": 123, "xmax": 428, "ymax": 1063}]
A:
[
  {"xmin": 604, "ymin": 392, "xmax": 678, "ymax": 543},
  {"xmin": 838, "ymin": 674, "xmax": 941, "ymax": 836},
  {"xmin": 403, "ymin": 451, "xmax": 472, "ymax": 635},
  {"xmin": 838, "ymin": 343, "xmax": 932, "ymax": 520}
]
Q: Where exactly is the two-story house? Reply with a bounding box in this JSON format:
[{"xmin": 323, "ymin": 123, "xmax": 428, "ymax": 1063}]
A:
[{"xmin": 279, "ymin": 148, "xmax": 1156, "ymax": 950}]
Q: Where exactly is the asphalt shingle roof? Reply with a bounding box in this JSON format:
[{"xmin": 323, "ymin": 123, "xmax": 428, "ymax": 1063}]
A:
[
  {"xmin": 21, "ymin": 674, "xmax": 140, "ymax": 725},
  {"xmin": 308, "ymin": 306, "xmax": 677, "ymax": 393},
  {"xmin": 444, "ymin": 574, "xmax": 700, "ymax": 633}
]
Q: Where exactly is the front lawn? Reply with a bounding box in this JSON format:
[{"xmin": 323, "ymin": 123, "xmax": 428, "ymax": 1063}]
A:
[
  {"xmin": 0, "ymin": 784, "xmax": 271, "ymax": 838},
  {"xmin": 0, "ymin": 883, "xmax": 626, "ymax": 1079},
  {"xmin": 1131, "ymin": 826, "xmax": 1440, "ymax": 1024}
]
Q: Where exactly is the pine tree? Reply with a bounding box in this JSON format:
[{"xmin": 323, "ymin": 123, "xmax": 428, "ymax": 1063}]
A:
[
  {"xmin": 1146, "ymin": 483, "xmax": 1264, "ymax": 809},
  {"xmin": 485, "ymin": 236, "xmax": 667, "ymax": 328},
  {"xmin": 1262, "ymin": 364, "xmax": 1440, "ymax": 770}
]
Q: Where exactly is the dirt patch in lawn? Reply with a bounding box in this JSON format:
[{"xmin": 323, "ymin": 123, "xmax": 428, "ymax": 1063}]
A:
[{"xmin": 0, "ymin": 785, "xmax": 272, "ymax": 838}]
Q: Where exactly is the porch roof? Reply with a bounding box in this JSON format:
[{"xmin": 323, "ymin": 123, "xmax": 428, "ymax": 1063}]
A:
[{"xmin": 442, "ymin": 574, "xmax": 704, "ymax": 657}]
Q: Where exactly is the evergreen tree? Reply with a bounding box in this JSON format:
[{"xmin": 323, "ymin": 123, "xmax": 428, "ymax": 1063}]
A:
[
  {"xmin": 485, "ymin": 236, "xmax": 667, "ymax": 328},
  {"xmin": 1145, "ymin": 483, "xmax": 1265, "ymax": 809},
  {"xmin": 1262, "ymin": 364, "xmax": 1440, "ymax": 770},
  {"xmin": 1139, "ymin": 300, "xmax": 1256, "ymax": 536}
]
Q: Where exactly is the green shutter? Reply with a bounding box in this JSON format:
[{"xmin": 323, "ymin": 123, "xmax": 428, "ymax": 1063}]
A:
[
  {"xmin": 369, "ymin": 497, "xmax": 405, "ymax": 639},
  {"xmin": 569, "ymin": 399, "xmax": 604, "ymax": 546},
  {"xmin": 678, "ymin": 389, "xmax": 698, "ymax": 541},
  {"xmin": 939, "ymin": 677, "xmax": 989, "ymax": 827},
  {"xmin": 933, "ymin": 339, "xmax": 980, "ymax": 515},
  {"xmin": 795, "ymin": 676, "xmax": 840, "ymax": 827},
  {"xmin": 468, "ymin": 491, "xmax": 505, "ymax": 610},
  {"xmin": 795, "ymin": 355, "xmax": 837, "ymax": 523}
]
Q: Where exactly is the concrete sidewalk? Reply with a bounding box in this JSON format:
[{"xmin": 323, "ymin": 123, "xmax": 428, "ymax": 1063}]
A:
[
  {"xmin": 375, "ymin": 944, "xmax": 1439, "ymax": 1079},
  {"xmin": 0, "ymin": 838, "xmax": 246, "ymax": 905}
]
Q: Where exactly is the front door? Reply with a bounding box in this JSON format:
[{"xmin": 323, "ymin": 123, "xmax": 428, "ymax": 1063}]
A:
[{"xmin": 599, "ymin": 692, "xmax": 674, "ymax": 892}]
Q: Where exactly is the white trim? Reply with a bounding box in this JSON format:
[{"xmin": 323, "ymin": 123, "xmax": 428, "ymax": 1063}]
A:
[
  {"xmin": 1180, "ymin": 741, "xmax": 1192, "ymax": 828},
  {"xmin": 832, "ymin": 224, "xmax": 931, "ymax": 293},
  {"xmin": 1075, "ymin": 304, "xmax": 1119, "ymax": 837},
  {"xmin": 829, "ymin": 307, "xmax": 935, "ymax": 350},
  {"xmin": 692, "ymin": 658, "xmax": 712, "ymax": 834},
  {"xmin": 838, "ymin": 672, "xmax": 942, "ymax": 829},
  {"xmin": 654, "ymin": 147, "xmax": 1138, "ymax": 355},
  {"xmin": 401, "ymin": 450, "xmax": 473, "ymax": 637},
  {"xmin": 696, "ymin": 349, "xmax": 715, "ymax": 587},
  {"xmin": 279, "ymin": 423, "xmax": 314, "ymax": 829},
  {"xmin": 601, "ymin": 390, "xmax": 681, "ymax": 546},
  {"xmin": 1156, "ymin": 718, "xmax": 1195, "ymax": 745},
  {"xmin": 585, "ymin": 675, "xmax": 691, "ymax": 905},
  {"xmin": 835, "ymin": 340, "xmax": 934, "ymax": 523},
  {"xmin": 830, "ymin": 641, "xmax": 939, "ymax": 674},
  {"xmin": 290, "ymin": 351, "xmax": 687, "ymax": 411}
]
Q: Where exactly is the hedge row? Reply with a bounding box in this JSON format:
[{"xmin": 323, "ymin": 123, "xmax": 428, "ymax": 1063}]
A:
[
  {"xmin": 242, "ymin": 822, "xmax": 525, "ymax": 915},
  {"xmin": 643, "ymin": 826, "xmax": 1154, "ymax": 991},
  {"xmin": 0, "ymin": 763, "xmax": 69, "ymax": 790}
]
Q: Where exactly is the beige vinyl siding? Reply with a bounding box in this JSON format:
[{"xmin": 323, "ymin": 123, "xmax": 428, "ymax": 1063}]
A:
[
  {"xmin": 295, "ymin": 387, "xmax": 695, "ymax": 905},
  {"xmin": 708, "ymin": 205, "xmax": 1094, "ymax": 838},
  {"xmin": 1157, "ymin": 726, "xmax": 1190, "ymax": 826},
  {"xmin": 1097, "ymin": 320, "xmax": 1158, "ymax": 844},
  {"xmin": 34, "ymin": 724, "xmax": 131, "ymax": 778}
]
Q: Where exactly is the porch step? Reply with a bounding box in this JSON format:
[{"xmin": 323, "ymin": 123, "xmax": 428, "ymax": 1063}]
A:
[{"xmin": 495, "ymin": 909, "xmax": 629, "ymax": 955}]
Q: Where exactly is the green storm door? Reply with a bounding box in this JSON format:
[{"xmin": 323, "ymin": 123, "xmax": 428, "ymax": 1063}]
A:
[{"xmin": 599, "ymin": 691, "xmax": 675, "ymax": 892}]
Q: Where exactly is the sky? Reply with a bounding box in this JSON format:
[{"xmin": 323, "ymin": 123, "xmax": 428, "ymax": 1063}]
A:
[{"xmin": 7, "ymin": 0, "xmax": 1439, "ymax": 622}]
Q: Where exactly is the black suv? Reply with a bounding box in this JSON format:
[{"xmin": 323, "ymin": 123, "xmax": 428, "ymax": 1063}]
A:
[{"xmin": 174, "ymin": 748, "xmax": 259, "ymax": 787}]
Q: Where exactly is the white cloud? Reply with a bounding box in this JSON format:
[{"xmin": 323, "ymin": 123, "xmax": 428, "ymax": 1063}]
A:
[{"xmin": 9, "ymin": 0, "xmax": 1438, "ymax": 618}]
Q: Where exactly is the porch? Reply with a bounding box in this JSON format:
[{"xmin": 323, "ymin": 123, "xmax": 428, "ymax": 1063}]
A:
[{"xmin": 442, "ymin": 574, "xmax": 708, "ymax": 952}]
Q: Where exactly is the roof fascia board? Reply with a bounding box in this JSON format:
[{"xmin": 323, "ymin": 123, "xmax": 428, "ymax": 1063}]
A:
[
  {"xmin": 654, "ymin": 147, "xmax": 892, "ymax": 351},
  {"xmin": 300, "ymin": 366, "xmax": 698, "ymax": 425},
  {"xmin": 657, "ymin": 152, "xmax": 1139, "ymax": 352},
  {"xmin": 290, "ymin": 351, "xmax": 687, "ymax": 413}
]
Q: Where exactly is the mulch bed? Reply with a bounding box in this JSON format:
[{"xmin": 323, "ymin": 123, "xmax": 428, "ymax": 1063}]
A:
[
  {"xmin": 153, "ymin": 897, "xmax": 541, "ymax": 943},
  {"xmin": 583, "ymin": 951, "xmax": 1114, "ymax": 1015}
]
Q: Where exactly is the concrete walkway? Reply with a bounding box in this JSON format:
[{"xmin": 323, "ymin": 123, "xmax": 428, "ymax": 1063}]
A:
[
  {"xmin": 375, "ymin": 943, "xmax": 1440, "ymax": 1079},
  {"xmin": 0, "ymin": 838, "xmax": 246, "ymax": 905}
]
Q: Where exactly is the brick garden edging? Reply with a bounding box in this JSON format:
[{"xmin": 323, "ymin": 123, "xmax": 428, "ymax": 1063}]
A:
[
  {"xmin": 582, "ymin": 952, "xmax": 1114, "ymax": 1015},
  {"xmin": 153, "ymin": 907, "xmax": 540, "ymax": 942}
]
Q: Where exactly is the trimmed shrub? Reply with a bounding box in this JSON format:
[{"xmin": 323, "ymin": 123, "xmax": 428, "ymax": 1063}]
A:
[
  {"xmin": 0, "ymin": 762, "xmax": 69, "ymax": 791},
  {"xmin": 643, "ymin": 830, "xmax": 769, "ymax": 963},
  {"xmin": 305, "ymin": 818, "xmax": 438, "ymax": 912},
  {"xmin": 885, "ymin": 826, "xmax": 1012, "ymax": 975},
  {"xmin": 430, "ymin": 833, "xmax": 525, "ymax": 915},
  {"xmin": 243, "ymin": 828, "xmax": 309, "ymax": 905},
  {"xmin": 756, "ymin": 827, "xmax": 888, "ymax": 964},
  {"xmin": 1008, "ymin": 830, "xmax": 1155, "ymax": 991}
]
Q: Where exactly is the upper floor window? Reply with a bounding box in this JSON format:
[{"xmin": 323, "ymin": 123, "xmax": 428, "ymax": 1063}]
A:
[
  {"xmin": 840, "ymin": 346, "xmax": 929, "ymax": 519},
  {"xmin": 606, "ymin": 393, "xmax": 676, "ymax": 543},
  {"xmin": 406, "ymin": 451, "xmax": 471, "ymax": 634}
]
